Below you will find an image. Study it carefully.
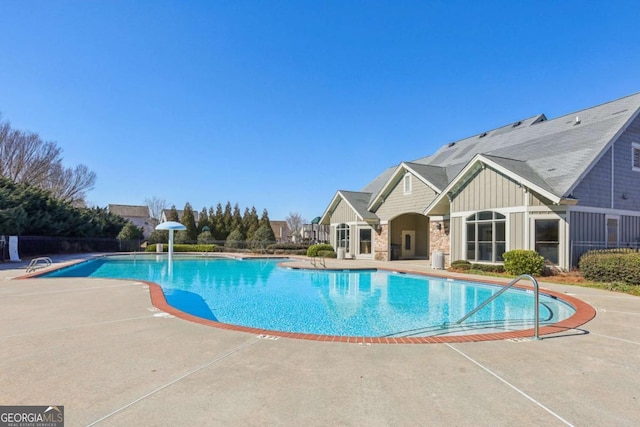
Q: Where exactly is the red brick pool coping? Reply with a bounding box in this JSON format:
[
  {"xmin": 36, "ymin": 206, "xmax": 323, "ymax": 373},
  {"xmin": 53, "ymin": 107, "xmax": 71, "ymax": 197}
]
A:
[{"xmin": 23, "ymin": 257, "xmax": 596, "ymax": 344}]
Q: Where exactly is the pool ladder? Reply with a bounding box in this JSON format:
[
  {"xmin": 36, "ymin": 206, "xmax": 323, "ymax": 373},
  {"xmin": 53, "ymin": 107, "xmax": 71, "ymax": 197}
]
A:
[
  {"xmin": 26, "ymin": 257, "xmax": 53, "ymax": 273},
  {"xmin": 455, "ymin": 274, "xmax": 541, "ymax": 340}
]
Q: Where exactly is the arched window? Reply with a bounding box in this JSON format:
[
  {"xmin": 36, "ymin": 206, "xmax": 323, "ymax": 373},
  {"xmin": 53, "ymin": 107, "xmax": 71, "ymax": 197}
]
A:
[
  {"xmin": 466, "ymin": 211, "xmax": 506, "ymax": 262},
  {"xmin": 336, "ymin": 223, "xmax": 350, "ymax": 252}
]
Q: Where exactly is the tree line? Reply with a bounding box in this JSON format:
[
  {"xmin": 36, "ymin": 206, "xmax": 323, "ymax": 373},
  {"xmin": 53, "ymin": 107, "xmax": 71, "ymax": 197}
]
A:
[
  {"xmin": 147, "ymin": 202, "xmax": 277, "ymax": 245},
  {"xmin": 0, "ymin": 177, "xmax": 126, "ymax": 237}
]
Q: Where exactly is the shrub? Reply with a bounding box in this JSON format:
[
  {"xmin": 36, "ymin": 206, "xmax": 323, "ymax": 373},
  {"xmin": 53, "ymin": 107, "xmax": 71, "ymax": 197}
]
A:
[
  {"xmin": 471, "ymin": 263, "xmax": 505, "ymax": 273},
  {"xmin": 502, "ymin": 250, "xmax": 544, "ymax": 276},
  {"xmin": 579, "ymin": 250, "xmax": 640, "ymax": 285},
  {"xmin": 267, "ymin": 243, "xmax": 309, "ymax": 251},
  {"xmin": 307, "ymin": 243, "xmax": 334, "ymax": 257},
  {"xmin": 145, "ymin": 244, "xmax": 217, "ymax": 253},
  {"xmin": 174, "ymin": 230, "xmax": 190, "ymax": 244},
  {"xmin": 249, "ymin": 224, "xmax": 275, "ymax": 249},
  {"xmin": 226, "ymin": 229, "xmax": 245, "ymax": 249},
  {"xmin": 117, "ymin": 222, "xmax": 144, "ymax": 240},
  {"xmin": 317, "ymin": 250, "xmax": 337, "ymax": 258},
  {"xmin": 197, "ymin": 230, "xmax": 215, "ymax": 244},
  {"xmin": 450, "ymin": 260, "xmax": 472, "ymax": 270}
]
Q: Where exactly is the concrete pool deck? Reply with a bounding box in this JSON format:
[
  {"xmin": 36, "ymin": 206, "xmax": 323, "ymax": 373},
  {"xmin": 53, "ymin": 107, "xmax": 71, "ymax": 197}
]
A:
[{"xmin": 1, "ymin": 254, "xmax": 639, "ymax": 426}]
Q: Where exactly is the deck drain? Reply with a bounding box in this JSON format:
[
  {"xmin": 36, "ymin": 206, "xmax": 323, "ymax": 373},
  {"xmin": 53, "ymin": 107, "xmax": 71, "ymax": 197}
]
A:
[
  {"xmin": 508, "ymin": 337, "xmax": 532, "ymax": 343},
  {"xmin": 257, "ymin": 334, "xmax": 280, "ymax": 340}
]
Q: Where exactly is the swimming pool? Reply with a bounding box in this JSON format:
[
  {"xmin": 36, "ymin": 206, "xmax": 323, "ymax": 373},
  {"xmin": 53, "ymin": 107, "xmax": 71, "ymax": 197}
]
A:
[{"xmin": 42, "ymin": 255, "xmax": 577, "ymax": 338}]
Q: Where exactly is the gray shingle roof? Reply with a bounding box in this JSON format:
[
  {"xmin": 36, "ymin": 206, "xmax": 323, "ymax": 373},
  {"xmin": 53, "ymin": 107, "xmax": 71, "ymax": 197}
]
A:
[
  {"xmin": 108, "ymin": 204, "xmax": 150, "ymax": 218},
  {"xmin": 410, "ymin": 92, "xmax": 640, "ymax": 198},
  {"xmin": 339, "ymin": 190, "xmax": 378, "ymax": 221}
]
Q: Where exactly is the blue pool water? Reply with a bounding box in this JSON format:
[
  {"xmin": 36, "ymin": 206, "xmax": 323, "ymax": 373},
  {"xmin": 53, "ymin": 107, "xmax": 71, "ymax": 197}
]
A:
[{"xmin": 43, "ymin": 255, "xmax": 575, "ymax": 337}]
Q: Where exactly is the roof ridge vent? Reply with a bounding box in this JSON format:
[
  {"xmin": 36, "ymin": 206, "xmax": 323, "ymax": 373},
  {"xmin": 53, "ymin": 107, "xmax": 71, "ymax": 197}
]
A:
[
  {"xmin": 479, "ymin": 132, "xmax": 488, "ymax": 138},
  {"xmin": 512, "ymin": 120, "xmax": 522, "ymax": 128},
  {"xmin": 574, "ymin": 116, "xmax": 581, "ymax": 125}
]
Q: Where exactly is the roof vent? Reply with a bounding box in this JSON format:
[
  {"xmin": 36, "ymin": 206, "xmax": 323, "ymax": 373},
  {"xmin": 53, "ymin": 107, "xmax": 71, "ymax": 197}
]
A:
[
  {"xmin": 512, "ymin": 121, "xmax": 521, "ymax": 128},
  {"xmin": 448, "ymin": 142, "xmax": 456, "ymax": 148},
  {"xmin": 479, "ymin": 132, "xmax": 488, "ymax": 138},
  {"xmin": 574, "ymin": 116, "xmax": 581, "ymax": 125}
]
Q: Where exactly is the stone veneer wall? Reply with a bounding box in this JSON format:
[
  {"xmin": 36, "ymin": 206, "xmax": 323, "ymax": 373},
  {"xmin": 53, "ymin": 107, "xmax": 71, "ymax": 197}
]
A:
[
  {"xmin": 374, "ymin": 224, "xmax": 389, "ymax": 261},
  {"xmin": 429, "ymin": 220, "xmax": 450, "ymax": 266}
]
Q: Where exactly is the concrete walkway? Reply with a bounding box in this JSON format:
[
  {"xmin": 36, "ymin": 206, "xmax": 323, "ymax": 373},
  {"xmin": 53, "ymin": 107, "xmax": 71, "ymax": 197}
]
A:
[{"xmin": 0, "ymin": 254, "xmax": 639, "ymax": 426}]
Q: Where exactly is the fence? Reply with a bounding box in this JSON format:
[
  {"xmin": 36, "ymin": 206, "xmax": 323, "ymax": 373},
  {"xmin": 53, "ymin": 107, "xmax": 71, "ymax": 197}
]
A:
[
  {"xmin": 570, "ymin": 240, "xmax": 640, "ymax": 267},
  {"xmin": 1, "ymin": 236, "xmax": 144, "ymax": 260}
]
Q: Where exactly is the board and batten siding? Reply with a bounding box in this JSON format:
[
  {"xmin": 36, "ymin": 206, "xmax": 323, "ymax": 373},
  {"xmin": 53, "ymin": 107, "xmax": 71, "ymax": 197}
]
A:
[
  {"xmin": 570, "ymin": 211, "xmax": 605, "ymax": 242},
  {"xmin": 331, "ymin": 199, "xmax": 359, "ymax": 224},
  {"xmin": 509, "ymin": 212, "xmax": 525, "ymax": 249},
  {"xmin": 375, "ymin": 174, "xmax": 437, "ymax": 220},
  {"xmin": 451, "ymin": 167, "xmax": 548, "ymax": 213},
  {"xmin": 450, "ymin": 216, "xmax": 463, "ymax": 261},
  {"xmin": 613, "ymin": 115, "xmax": 640, "ymax": 211},
  {"xmin": 621, "ymin": 216, "xmax": 640, "ymax": 242}
]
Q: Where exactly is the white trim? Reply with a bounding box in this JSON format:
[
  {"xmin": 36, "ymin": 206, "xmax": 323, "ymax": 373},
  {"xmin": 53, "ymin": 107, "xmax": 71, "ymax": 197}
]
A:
[
  {"xmin": 530, "ymin": 213, "xmax": 567, "ymax": 268},
  {"xmin": 567, "ymin": 204, "xmax": 640, "ymax": 217},
  {"xmin": 611, "ymin": 145, "xmax": 615, "ymax": 208},
  {"xmin": 369, "ymin": 162, "xmax": 442, "ymax": 211},
  {"xmin": 632, "ymin": 142, "xmax": 640, "ymax": 172},
  {"xmin": 450, "ymin": 205, "xmax": 564, "ymax": 218}
]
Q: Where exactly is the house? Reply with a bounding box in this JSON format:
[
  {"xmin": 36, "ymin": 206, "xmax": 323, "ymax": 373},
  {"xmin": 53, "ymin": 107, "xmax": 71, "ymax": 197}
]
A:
[
  {"xmin": 270, "ymin": 221, "xmax": 291, "ymax": 243},
  {"xmin": 320, "ymin": 92, "xmax": 640, "ymax": 269},
  {"xmin": 108, "ymin": 204, "xmax": 153, "ymax": 237}
]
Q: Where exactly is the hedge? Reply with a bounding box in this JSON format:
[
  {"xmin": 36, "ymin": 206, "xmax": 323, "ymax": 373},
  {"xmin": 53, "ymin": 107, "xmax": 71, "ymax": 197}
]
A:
[
  {"xmin": 450, "ymin": 260, "xmax": 472, "ymax": 270},
  {"xmin": 307, "ymin": 244, "xmax": 334, "ymax": 257},
  {"xmin": 502, "ymin": 250, "xmax": 544, "ymax": 276},
  {"xmin": 317, "ymin": 250, "xmax": 337, "ymax": 258},
  {"xmin": 579, "ymin": 249, "xmax": 640, "ymax": 285},
  {"xmin": 145, "ymin": 244, "xmax": 218, "ymax": 253}
]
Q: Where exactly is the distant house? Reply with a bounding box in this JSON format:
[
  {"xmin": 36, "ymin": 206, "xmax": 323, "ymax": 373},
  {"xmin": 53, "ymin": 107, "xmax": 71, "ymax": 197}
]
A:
[
  {"xmin": 320, "ymin": 92, "xmax": 640, "ymax": 269},
  {"xmin": 108, "ymin": 204, "xmax": 152, "ymax": 237},
  {"xmin": 270, "ymin": 221, "xmax": 291, "ymax": 243},
  {"xmin": 302, "ymin": 217, "xmax": 330, "ymax": 243},
  {"xmin": 160, "ymin": 209, "xmax": 199, "ymax": 225}
]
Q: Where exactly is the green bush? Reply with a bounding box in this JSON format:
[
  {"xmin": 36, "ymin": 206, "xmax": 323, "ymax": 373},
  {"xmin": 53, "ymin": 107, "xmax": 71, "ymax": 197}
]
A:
[
  {"xmin": 267, "ymin": 243, "xmax": 309, "ymax": 251},
  {"xmin": 197, "ymin": 230, "xmax": 215, "ymax": 244},
  {"xmin": 317, "ymin": 250, "xmax": 337, "ymax": 258},
  {"xmin": 471, "ymin": 263, "xmax": 505, "ymax": 273},
  {"xmin": 450, "ymin": 260, "xmax": 472, "ymax": 270},
  {"xmin": 502, "ymin": 250, "xmax": 544, "ymax": 276},
  {"xmin": 579, "ymin": 250, "xmax": 640, "ymax": 285},
  {"xmin": 145, "ymin": 244, "xmax": 217, "ymax": 253},
  {"xmin": 117, "ymin": 222, "xmax": 144, "ymax": 240},
  {"xmin": 226, "ymin": 229, "xmax": 245, "ymax": 249},
  {"xmin": 307, "ymin": 243, "xmax": 334, "ymax": 257}
]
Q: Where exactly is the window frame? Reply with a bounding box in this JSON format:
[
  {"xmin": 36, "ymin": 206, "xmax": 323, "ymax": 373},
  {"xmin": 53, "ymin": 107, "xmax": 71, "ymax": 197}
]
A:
[
  {"xmin": 403, "ymin": 173, "xmax": 412, "ymax": 195},
  {"xmin": 465, "ymin": 211, "xmax": 506, "ymax": 263},
  {"xmin": 632, "ymin": 142, "xmax": 640, "ymax": 172}
]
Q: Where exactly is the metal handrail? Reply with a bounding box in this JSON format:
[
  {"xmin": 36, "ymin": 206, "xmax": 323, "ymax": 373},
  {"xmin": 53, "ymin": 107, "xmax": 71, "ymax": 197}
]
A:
[
  {"xmin": 455, "ymin": 274, "xmax": 540, "ymax": 340},
  {"xmin": 26, "ymin": 257, "xmax": 53, "ymax": 273}
]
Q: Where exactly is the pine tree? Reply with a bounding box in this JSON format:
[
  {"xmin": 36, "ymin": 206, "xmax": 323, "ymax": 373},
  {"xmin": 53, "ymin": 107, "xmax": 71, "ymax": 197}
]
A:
[
  {"xmin": 182, "ymin": 202, "xmax": 198, "ymax": 242},
  {"xmin": 167, "ymin": 205, "xmax": 180, "ymax": 222},
  {"xmin": 198, "ymin": 207, "xmax": 209, "ymax": 233},
  {"xmin": 214, "ymin": 203, "xmax": 225, "ymax": 240},
  {"xmin": 245, "ymin": 206, "xmax": 260, "ymax": 241},
  {"xmin": 256, "ymin": 208, "xmax": 276, "ymax": 243},
  {"xmin": 222, "ymin": 201, "xmax": 233, "ymax": 240},
  {"xmin": 231, "ymin": 203, "xmax": 244, "ymax": 235}
]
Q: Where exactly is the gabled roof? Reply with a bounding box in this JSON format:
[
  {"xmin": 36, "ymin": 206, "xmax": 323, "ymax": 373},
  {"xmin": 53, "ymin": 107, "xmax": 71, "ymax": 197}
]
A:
[
  {"xmin": 368, "ymin": 162, "xmax": 447, "ymax": 211},
  {"xmin": 319, "ymin": 190, "xmax": 378, "ymax": 225},
  {"xmin": 108, "ymin": 204, "xmax": 150, "ymax": 218}
]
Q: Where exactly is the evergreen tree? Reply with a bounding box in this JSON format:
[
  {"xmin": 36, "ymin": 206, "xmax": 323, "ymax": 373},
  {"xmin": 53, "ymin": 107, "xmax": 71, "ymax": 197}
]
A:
[
  {"xmin": 208, "ymin": 206, "xmax": 219, "ymax": 241},
  {"xmin": 245, "ymin": 206, "xmax": 260, "ymax": 241},
  {"xmin": 167, "ymin": 205, "xmax": 180, "ymax": 222},
  {"xmin": 231, "ymin": 203, "xmax": 244, "ymax": 235},
  {"xmin": 117, "ymin": 222, "xmax": 144, "ymax": 240},
  {"xmin": 222, "ymin": 201, "xmax": 233, "ymax": 240},
  {"xmin": 259, "ymin": 208, "xmax": 276, "ymax": 239},
  {"xmin": 226, "ymin": 227, "xmax": 245, "ymax": 249},
  {"xmin": 198, "ymin": 207, "xmax": 209, "ymax": 233},
  {"xmin": 213, "ymin": 203, "xmax": 225, "ymax": 240},
  {"xmin": 181, "ymin": 202, "xmax": 198, "ymax": 242}
]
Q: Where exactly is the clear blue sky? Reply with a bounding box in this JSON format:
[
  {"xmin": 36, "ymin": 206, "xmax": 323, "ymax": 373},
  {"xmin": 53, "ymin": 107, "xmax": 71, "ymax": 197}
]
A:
[{"xmin": 1, "ymin": 1, "xmax": 639, "ymax": 221}]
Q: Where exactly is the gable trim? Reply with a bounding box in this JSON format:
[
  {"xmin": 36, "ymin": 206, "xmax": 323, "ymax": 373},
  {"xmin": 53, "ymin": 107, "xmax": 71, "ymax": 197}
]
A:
[
  {"xmin": 319, "ymin": 191, "xmax": 365, "ymax": 225},
  {"xmin": 368, "ymin": 162, "xmax": 442, "ymax": 211}
]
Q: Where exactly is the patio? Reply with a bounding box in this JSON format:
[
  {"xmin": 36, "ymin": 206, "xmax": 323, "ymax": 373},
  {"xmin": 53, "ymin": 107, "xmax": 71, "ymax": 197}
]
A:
[{"xmin": 1, "ymin": 255, "xmax": 638, "ymax": 426}]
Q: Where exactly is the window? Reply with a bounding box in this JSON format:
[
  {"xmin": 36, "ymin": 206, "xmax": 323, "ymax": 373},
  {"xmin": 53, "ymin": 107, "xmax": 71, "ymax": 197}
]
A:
[
  {"xmin": 633, "ymin": 143, "xmax": 640, "ymax": 172},
  {"xmin": 336, "ymin": 223, "xmax": 350, "ymax": 253},
  {"xmin": 403, "ymin": 173, "xmax": 412, "ymax": 194},
  {"xmin": 466, "ymin": 211, "xmax": 506, "ymax": 262},
  {"xmin": 535, "ymin": 219, "xmax": 559, "ymax": 265},
  {"xmin": 359, "ymin": 228, "xmax": 372, "ymax": 254}
]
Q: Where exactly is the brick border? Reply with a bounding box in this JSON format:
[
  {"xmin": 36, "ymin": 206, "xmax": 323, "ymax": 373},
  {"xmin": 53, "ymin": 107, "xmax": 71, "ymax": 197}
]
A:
[{"xmin": 23, "ymin": 256, "xmax": 597, "ymax": 344}]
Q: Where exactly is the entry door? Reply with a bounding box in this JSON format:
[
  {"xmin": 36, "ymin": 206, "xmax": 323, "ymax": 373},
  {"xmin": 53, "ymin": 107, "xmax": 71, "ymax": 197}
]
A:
[{"xmin": 401, "ymin": 230, "xmax": 415, "ymax": 258}]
